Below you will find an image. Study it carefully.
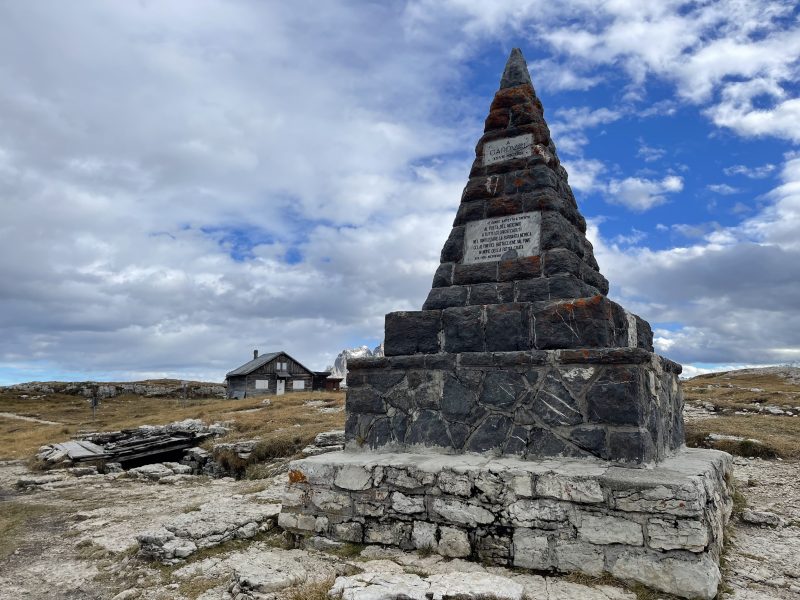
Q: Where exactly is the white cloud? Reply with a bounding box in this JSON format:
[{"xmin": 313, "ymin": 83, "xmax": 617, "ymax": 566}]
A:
[
  {"xmin": 589, "ymin": 153, "xmax": 800, "ymax": 367},
  {"xmin": 606, "ymin": 175, "xmax": 683, "ymax": 212},
  {"xmin": 549, "ymin": 106, "xmax": 622, "ymax": 155},
  {"xmin": 637, "ymin": 141, "xmax": 666, "ymax": 162},
  {"xmin": 560, "ymin": 158, "xmax": 605, "ymax": 194},
  {"xmin": 706, "ymin": 183, "xmax": 740, "ymax": 195},
  {"xmin": 724, "ymin": 163, "xmax": 776, "ymax": 179}
]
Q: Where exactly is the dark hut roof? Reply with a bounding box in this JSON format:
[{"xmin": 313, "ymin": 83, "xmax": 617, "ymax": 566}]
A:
[{"xmin": 225, "ymin": 351, "xmax": 313, "ymax": 378}]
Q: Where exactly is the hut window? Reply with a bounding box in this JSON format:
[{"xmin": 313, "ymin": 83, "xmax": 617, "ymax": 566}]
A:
[
  {"xmin": 255, "ymin": 379, "xmax": 269, "ymax": 389},
  {"xmin": 293, "ymin": 379, "xmax": 305, "ymax": 391}
]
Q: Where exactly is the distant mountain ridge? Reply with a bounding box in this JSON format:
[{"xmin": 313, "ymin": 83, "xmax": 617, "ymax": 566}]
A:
[{"xmin": 327, "ymin": 344, "xmax": 384, "ymax": 386}]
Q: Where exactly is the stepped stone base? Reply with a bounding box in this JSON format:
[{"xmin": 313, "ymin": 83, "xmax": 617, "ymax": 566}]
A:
[
  {"xmin": 347, "ymin": 348, "xmax": 683, "ymax": 464},
  {"xmin": 279, "ymin": 448, "xmax": 732, "ymax": 599}
]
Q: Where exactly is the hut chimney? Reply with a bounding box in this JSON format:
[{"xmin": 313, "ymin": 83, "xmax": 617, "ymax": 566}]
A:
[{"xmin": 253, "ymin": 349, "xmax": 259, "ymax": 360}]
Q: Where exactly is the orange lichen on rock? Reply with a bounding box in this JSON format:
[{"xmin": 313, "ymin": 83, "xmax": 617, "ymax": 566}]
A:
[{"xmin": 288, "ymin": 469, "xmax": 307, "ymax": 483}]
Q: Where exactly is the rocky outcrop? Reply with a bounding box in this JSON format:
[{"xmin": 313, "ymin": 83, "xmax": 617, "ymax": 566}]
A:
[
  {"xmin": 136, "ymin": 498, "xmax": 281, "ymax": 563},
  {"xmin": 302, "ymin": 430, "xmax": 345, "ymax": 456},
  {"xmin": 5, "ymin": 379, "xmax": 226, "ymax": 399}
]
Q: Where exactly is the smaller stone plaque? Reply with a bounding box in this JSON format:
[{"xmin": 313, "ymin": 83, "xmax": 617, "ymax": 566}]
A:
[
  {"xmin": 483, "ymin": 133, "xmax": 533, "ymax": 166},
  {"xmin": 463, "ymin": 212, "xmax": 541, "ymax": 264}
]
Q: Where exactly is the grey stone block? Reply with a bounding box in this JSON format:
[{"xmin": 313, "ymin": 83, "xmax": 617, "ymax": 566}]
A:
[
  {"xmin": 442, "ymin": 374, "xmax": 475, "ymax": 420},
  {"xmin": 443, "ymin": 306, "xmax": 484, "ymax": 353},
  {"xmin": 466, "ymin": 415, "xmax": 513, "ymax": 453},
  {"xmin": 498, "ymin": 256, "xmax": 541, "ymax": 281},
  {"xmin": 531, "ymin": 372, "xmax": 583, "ymax": 426},
  {"xmin": 454, "ymin": 262, "xmax": 498, "ymax": 285},
  {"xmin": 440, "ymin": 226, "xmax": 465, "ymax": 263},
  {"xmin": 432, "ymin": 263, "xmax": 454, "ymax": 288},
  {"xmin": 346, "ymin": 387, "xmax": 384, "ymax": 414},
  {"xmin": 469, "ymin": 283, "xmax": 499, "ymax": 305},
  {"xmin": 384, "ymin": 311, "xmax": 441, "ymax": 355},
  {"xmin": 587, "ymin": 366, "xmax": 644, "ymax": 425},
  {"xmin": 407, "ymin": 410, "xmax": 451, "ymax": 448},
  {"xmin": 485, "ymin": 304, "xmax": 529, "ymax": 351},
  {"xmin": 424, "ymin": 285, "xmax": 468, "ymax": 310},
  {"xmin": 480, "ymin": 371, "xmax": 526, "ymax": 409}
]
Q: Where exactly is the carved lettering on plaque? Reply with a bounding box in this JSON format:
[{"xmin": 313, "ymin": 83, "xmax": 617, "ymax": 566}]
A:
[
  {"xmin": 483, "ymin": 133, "xmax": 533, "ymax": 166},
  {"xmin": 463, "ymin": 212, "xmax": 541, "ymax": 264}
]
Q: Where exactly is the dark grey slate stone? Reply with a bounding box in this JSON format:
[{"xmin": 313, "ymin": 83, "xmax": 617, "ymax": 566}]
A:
[
  {"xmin": 384, "ymin": 311, "xmax": 441, "ymax": 356},
  {"xmin": 407, "ymin": 410, "xmax": 451, "ymax": 447},
  {"xmin": 440, "ymin": 226, "xmax": 465, "ymax": 263},
  {"xmin": 423, "ymin": 286, "xmax": 468, "ymax": 310},
  {"xmin": 485, "ymin": 304, "xmax": 529, "ymax": 351},
  {"xmin": 366, "ymin": 418, "xmax": 392, "ymax": 449},
  {"xmin": 432, "ymin": 263, "xmax": 454, "ymax": 288},
  {"xmin": 391, "ymin": 413, "xmax": 408, "ymax": 444},
  {"xmin": 442, "ymin": 373, "xmax": 474, "ymax": 420},
  {"xmin": 497, "ymin": 282, "xmax": 515, "ymax": 302},
  {"xmin": 568, "ymin": 426, "xmax": 607, "ymax": 459},
  {"xmin": 466, "ymin": 415, "xmax": 513, "ymax": 453},
  {"xmin": 532, "ymin": 372, "xmax": 583, "ymax": 426},
  {"xmin": 515, "ymin": 278, "xmax": 550, "ymax": 302},
  {"xmin": 539, "ymin": 212, "xmax": 587, "ymax": 257},
  {"xmin": 504, "ymin": 425, "xmax": 529, "ymax": 455},
  {"xmin": 387, "ymin": 355, "xmax": 426, "ymax": 369},
  {"xmin": 408, "ymin": 371, "xmax": 443, "ymax": 410},
  {"xmin": 345, "ymin": 413, "xmax": 375, "ymax": 445},
  {"xmin": 608, "ymin": 429, "xmax": 655, "ymax": 463},
  {"xmin": 542, "ymin": 248, "xmax": 582, "ymax": 277},
  {"xmin": 527, "ymin": 427, "xmax": 584, "ymax": 458},
  {"xmin": 636, "ymin": 315, "xmax": 654, "ymax": 351},
  {"xmin": 346, "ymin": 387, "xmax": 384, "ymax": 414},
  {"xmin": 454, "ymin": 263, "xmax": 498, "ymax": 285},
  {"xmin": 448, "ymin": 422, "xmax": 470, "ymax": 449},
  {"xmin": 363, "ymin": 370, "xmax": 405, "ymax": 393},
  {"xmin": 587, "ymin": 366, "xmax": 644, "ymax": 426},
  {"xmin": 443, "ymin": 306, "xmax": 484, "ymax": 353},
  {"xmin": 547, "ymin": 274, "xmax": 599, "ymax": 300},
  {"xmin": 498, "ymin": 256, "xmax": 541, "ymax": 282},
  {"xmin": 425, "ymin": 353, "xmax": 457, "ymax": 370},
  {"xmin": 500, "ymin": 48, "xmax": 533, "ymax": 89},
  {"xmin": 469, "ymin": 283, "xmax": 499, "ymax": 305},
  {"xmin": 480, "ymin": 371, "xmax": 526, "ymax": 409},
  {"xmin": 524, "ymin": 368, "xmax": 542, "ymax": 387},
  {"xmin": 385, "ymin": 385, "xmax": 413, "ymax": 412},
  {"xmin": 454, "ymin": 199, "xmax": 486, "ymax": 226}
]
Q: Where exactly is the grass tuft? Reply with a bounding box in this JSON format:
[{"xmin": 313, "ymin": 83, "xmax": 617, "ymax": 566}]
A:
[{"xmin": 285, "ymin": 577, "xmax": 336, "ymax": 600}]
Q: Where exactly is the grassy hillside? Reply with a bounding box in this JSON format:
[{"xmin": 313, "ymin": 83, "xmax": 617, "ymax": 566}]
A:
[
  {"xmin": 0, "ymin": 387, "xmax": 345, "ymax": 461},
  {"xmin": 684, "ymin": 367, "xmax": 800, "ymax": 459}
]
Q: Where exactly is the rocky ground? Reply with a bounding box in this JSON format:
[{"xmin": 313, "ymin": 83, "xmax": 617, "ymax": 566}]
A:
[{"xmin": 1, "ymin": 453, "xmax": 798, "ymax": 600}]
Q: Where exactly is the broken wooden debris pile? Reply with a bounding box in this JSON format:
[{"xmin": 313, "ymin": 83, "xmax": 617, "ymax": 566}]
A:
[{"xmin": 36, "ymin": 418, "xmax": 229, "ymax": 468}]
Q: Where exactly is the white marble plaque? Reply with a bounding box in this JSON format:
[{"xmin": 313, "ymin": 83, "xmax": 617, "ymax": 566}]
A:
[
  {"xmin": 483, "ymin": 133, "xmax": 533, "ymax": 166},
  {"xmin": 463, "ymin": 212, "xmax": 541, "ymax": 264}
]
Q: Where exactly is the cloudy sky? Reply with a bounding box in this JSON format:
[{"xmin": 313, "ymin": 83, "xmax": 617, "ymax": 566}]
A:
[{"xmin": 1, "ymin": 1, "xmax": 799, "ymax": 384}]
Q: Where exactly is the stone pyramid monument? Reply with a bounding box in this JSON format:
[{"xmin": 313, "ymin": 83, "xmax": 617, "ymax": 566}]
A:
[{"xmin": 280, "ymin": 49, "xmax": 732, "ymax": 600}]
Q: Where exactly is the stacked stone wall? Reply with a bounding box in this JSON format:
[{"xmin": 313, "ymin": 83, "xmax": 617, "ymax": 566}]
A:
[
  {"xmin": 280, "ymin": 450, "xmax": 733, "ymax": 600},
  {"xmin": 389, "ymin": 296, "xmax": 653, "ymax": 356},
  {"xmin": 346, "ymin": 349, "xmax": 682, "ymax": 465}
]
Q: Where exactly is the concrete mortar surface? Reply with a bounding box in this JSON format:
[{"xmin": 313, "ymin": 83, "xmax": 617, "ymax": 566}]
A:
[{"xmin": 0, "ymin": 456, "xmax": 798, "ymax": 600}]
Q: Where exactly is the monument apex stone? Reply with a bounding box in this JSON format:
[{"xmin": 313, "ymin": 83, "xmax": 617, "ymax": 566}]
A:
[
  {"xmin": 281, "ymin": 48, "xmax": 731, "ymax": 600},
  {"xmin": 500, "ymin": 47, "xmax": 534, "ymax": 89}
]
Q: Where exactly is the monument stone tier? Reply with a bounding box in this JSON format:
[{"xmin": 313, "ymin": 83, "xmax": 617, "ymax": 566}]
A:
[{"xmin": 279, "ymin": 49, "xmax": 732, "ymax": 600}]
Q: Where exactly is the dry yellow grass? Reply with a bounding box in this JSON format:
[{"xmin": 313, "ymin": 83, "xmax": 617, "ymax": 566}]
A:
[
  {"xmin": 0, "ymin": 388, "xmax": 345, "ymax": 461},
  {"xmin": 685, "ymin": 415, "xmax": 800, "ymax": 459},
  {"xmin": 683, "ymin": 369, "xmax": 800, "ymax": 459}
]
